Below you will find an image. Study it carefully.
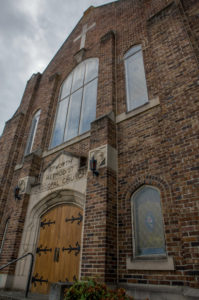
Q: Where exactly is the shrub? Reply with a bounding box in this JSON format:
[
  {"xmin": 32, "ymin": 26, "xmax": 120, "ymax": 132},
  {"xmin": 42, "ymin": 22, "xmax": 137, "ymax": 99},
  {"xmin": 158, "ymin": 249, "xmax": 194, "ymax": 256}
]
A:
[{"xmin": 64, "ymin": 279, "xmax": 134, "ymax": 300}]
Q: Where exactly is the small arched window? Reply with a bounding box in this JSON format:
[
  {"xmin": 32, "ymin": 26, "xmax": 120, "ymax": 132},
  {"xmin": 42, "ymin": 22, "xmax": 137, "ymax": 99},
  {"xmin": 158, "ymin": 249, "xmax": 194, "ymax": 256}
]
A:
[
  {"xmin": 50, "ymin": 58, "xmax": 99, "ymax": 148},
  {"xmin": 0, "ymin": 218, "xmax": 9, "ymax": 256},
  {"xmin": 131, "ymin": 186, "xmax": 166, "ymax": 257},
  {"xmin": 124, "ymin": 45, "xmax": 148, "ymax": 111},
  {"xmin": 25, "ymin": 110, "xmax": 41, "ymax": 155}
]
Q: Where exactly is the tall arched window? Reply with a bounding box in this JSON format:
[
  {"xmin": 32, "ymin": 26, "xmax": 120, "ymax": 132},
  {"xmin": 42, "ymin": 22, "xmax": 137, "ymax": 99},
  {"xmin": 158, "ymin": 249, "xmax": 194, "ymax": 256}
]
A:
[
  {"xmin": 131, "ymin": 186, "xmax": 166, "ymax": 257},
  {"xmin": 25, "ymin": 110, "xmax": 41, "ymax": 155},
  {"xmin": 0, "ymin": 218, "xmax": 9, "ymax": 256},
  {"xmin": 124, "ymin": 45, "xmax": 148, "ymax": 111},
  {"xmin": 51, "ymin": 58, "xmax": 99, "ymax": 148}
]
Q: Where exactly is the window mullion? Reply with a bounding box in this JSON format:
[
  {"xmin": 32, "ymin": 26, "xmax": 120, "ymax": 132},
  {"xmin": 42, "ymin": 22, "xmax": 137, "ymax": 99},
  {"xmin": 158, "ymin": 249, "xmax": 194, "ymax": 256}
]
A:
[
  {"xmin": 63, "ymin": 71, "xmax": 75, "ymax": 142},
  {"xmin": 78, "ymin": 62, "xmax": 87, "ymax": 135},
  {"xmin": 61, "ymin": 98, "xmax": 69, "ymax": 143}
]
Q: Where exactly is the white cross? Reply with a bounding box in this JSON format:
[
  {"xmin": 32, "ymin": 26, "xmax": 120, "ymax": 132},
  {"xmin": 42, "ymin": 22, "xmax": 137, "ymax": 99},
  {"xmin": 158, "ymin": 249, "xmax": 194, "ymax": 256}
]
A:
[{"xmin": 74, "ymin": 23, "xmax": 96, "ymax": 49}]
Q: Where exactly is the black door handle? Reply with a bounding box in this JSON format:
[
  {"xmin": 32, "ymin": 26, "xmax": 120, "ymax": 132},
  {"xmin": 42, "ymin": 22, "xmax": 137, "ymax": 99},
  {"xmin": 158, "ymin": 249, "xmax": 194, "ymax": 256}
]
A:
[{"xmin": 54, "ymin": 248, "xmax": 60, "ymax": 262}]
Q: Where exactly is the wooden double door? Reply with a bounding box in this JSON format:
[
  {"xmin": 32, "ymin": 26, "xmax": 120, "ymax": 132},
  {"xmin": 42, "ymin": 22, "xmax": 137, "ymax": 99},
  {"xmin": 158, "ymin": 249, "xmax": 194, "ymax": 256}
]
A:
[{"xmin": 31, "ymin": 204, "xmax": 83, "ymax": 294}]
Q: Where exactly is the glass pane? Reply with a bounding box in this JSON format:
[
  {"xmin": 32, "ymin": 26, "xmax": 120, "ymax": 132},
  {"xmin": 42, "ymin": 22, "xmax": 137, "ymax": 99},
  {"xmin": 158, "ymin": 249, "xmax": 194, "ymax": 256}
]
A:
[
  {"xmin": 25, "ymin": 118, "xmax": 37, "ymax": 155},
  {"xmin": 124, "ymin": 45, "xmax": 141, "ymax": 59},
  {"xmin": 0, "ymin": 219, "xmax": 9, "ymax": 255},
  {"xmin": 71, "ymin": 63, "xmax": 85, "ymax": 92},
  {"xmin": 125, "ymin": 50, "xmax": 148, "ymax": 111},
  {"xmin": 79, "ymin": 79, "xmax": 97, "ymax": 134},
  {"xmin": 64, "ymin": 89, "xmax": 82, "ymax": 141},
  {"xmin": 50, "ymin": 98, "xmax": 69, "ymax": 148},
  {"xmin": 133, "ymin": 187, "xmax": 165, "ymax": 256},
  {"xmin": 60, "ymin": 73, "xmax": 72, "ymax": 99},
  {"xmin": 25, "ymin": 110, "xmax": 40, "ymax": 155},
  {"xmin": 84, "ymin": 59, "xmax": 98, "ymax": 84}
]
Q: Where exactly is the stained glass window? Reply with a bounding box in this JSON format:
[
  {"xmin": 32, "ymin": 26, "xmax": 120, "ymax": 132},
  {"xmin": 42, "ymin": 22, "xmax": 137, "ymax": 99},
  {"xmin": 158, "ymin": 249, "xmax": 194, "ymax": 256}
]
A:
[
  {"xmin": 124, "ymin": 45, "xmax": 148, "ymax": 111},
  {"xmin": 50, "ymin": 58, "xmax": 98, "ymax": 148},
  {"xmin": 25, "ymin": 110, "xmax": 41, "ymax": 155},
  {"xmin": 132, "ymin": 186, "xmax": 166, "ymax": 257}
]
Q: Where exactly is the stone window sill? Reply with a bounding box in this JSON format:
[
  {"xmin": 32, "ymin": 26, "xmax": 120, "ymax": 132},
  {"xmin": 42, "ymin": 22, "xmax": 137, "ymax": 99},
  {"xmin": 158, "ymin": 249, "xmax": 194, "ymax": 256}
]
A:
[
  {"xmin": 43, "ymin": 131, "xmax": 90, "ymax": 158},
  {"xmin": 116, "ymin": 97, "xmax": 160, "ymax": 124},
  {"xmin": 126, "ymin": 256, "xmax": 175, "ymax": 271}
]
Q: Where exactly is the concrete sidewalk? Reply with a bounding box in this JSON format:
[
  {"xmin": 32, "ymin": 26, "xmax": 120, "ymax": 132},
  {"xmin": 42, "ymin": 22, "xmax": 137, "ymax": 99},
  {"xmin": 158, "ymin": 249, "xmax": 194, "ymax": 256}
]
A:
[{"xmin": 0, "ymin": 290, "xmax": 48, "ymax": 300}]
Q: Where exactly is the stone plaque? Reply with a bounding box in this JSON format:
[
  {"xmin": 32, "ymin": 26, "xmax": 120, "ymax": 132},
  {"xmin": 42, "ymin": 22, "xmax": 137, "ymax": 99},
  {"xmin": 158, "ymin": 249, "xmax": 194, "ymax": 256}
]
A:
[{"xmin": 33, "ymin": 153, "xmax": 87, "ymax": 194}]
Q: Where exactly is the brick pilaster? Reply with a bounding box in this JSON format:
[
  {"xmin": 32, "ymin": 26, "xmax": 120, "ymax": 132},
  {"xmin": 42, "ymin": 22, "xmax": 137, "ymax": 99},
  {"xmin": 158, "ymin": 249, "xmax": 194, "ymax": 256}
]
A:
[{"xmin": 81, "ymin": 114, "xmax": 117, "ymax": 283}]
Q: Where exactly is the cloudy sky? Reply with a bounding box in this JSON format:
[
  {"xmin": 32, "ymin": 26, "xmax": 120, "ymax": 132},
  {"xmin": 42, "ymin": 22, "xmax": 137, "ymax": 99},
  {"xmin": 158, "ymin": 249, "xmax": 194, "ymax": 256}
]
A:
[{"xmin": 0, "ymin": 0, "xmax": 116, "ymax": 135}]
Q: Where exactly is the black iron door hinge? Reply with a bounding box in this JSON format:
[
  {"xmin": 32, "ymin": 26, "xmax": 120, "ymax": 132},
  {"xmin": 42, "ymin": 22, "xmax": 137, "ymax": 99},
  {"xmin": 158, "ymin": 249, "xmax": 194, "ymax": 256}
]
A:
[
  {"xmin": 65, "ymin": 212, "xmax": 83, "ymax": 225},
  {"xmin": 32, "ymin": 273, "xmax": 48, "ymax": 286},
  {"xmin": 36, "ymin": 245, "xmax": 52, "ymax": 256},
  {"xmin": 62, "ymin": 241, "xmax": 80, "ymax": 256},
  {"xmin": 40, "ymin": 219, "xmax": 55, "ymax": 229}
]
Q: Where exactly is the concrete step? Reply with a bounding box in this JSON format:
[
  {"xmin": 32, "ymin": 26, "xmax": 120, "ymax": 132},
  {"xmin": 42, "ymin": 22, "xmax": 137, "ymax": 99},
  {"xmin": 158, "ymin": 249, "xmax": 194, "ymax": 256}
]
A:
[
  {"xmin": 0, "ymin": 290, "xmax": 48, "ymax": 300},
  {"xmin": 0, "ymin": 282, "xmax": 73, "ymax": 300}
]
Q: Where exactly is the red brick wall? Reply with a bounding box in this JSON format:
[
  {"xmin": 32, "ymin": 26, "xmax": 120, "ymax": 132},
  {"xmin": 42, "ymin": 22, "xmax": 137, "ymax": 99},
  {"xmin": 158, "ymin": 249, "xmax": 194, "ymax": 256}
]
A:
[
  {"xmin": 116, "ymin": 0, "xmax": 199, "ymax": 289},
  {"xmin": 0, "ymin": 0, "xmax": 198, "ymax": 290}
]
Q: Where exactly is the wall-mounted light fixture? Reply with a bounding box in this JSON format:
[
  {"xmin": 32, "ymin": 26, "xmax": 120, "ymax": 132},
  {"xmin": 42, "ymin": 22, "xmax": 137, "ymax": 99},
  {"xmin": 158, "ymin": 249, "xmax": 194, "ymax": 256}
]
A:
[
  {"xmin": 90, "ymin": 155, "xmax": 99, "ymax": 177},
  {"xmin": 14, "ymin": 186, "xmax": 21, "ymax": 200}
]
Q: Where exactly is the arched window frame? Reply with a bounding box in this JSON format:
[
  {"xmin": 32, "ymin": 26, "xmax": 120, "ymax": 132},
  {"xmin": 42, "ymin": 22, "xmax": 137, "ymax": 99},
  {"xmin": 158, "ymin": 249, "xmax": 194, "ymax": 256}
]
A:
[
  {"xmin": 25, "ymin": 109, "xmax": 41, "ymax": 155},
  {"xmin": 0, "ymin": 218, "xmax": 9, "ymax": 256},
  {"xmin": 131, "ymin": 185, "xmax": 166, "ymax": 258},
  {"xmin": 50, "ymin": 58, "xmax": 99, "ymax": 148},
  {"xmin": 124, "ymin": 44, "xmax": 148, "ymax": 111}
]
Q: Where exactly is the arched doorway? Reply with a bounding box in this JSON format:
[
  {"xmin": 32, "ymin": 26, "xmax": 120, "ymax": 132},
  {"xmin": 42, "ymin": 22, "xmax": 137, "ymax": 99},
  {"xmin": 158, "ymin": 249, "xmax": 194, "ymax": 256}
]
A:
[{"xmin": 13, "ymin": 190, "xmax": 85, "ymax": 293}]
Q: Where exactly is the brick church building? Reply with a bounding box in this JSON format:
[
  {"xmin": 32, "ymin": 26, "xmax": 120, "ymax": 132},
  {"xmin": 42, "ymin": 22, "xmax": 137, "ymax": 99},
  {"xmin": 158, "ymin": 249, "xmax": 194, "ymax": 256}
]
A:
[{"xmin": 0, "ymin": 0, "xmax": 198, "ymax": 299}]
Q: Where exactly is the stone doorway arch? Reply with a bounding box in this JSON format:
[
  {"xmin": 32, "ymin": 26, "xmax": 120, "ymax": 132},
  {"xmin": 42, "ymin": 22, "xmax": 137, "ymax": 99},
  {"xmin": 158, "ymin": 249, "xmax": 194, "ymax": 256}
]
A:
[{"xmin": 13, "ymin": 189, "xmax": 85, "ymax": 291}]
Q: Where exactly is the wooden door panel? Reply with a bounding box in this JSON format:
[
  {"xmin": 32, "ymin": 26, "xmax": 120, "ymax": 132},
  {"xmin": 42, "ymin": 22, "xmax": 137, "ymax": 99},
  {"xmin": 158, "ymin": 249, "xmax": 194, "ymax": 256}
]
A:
[
  {"xmin": 54, "ymin": 205, "xmax": 82, "ymax": 282},
  {"xmin": 32, "ymin": 207, "xmax": 57, "ymax": 293},
  {"xmin": 60, "ymin": 206, "xmax": 82, "ymax": 282},
  {"xmin": 31, "ymin": 204, "xmax": 83, "ymax": 294}
]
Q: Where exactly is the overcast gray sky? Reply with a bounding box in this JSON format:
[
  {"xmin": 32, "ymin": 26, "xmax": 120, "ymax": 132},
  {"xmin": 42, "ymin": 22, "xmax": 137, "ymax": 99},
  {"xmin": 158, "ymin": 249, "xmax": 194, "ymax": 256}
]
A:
[{"xmin": 0, "ymin": 0, "xmax": 116, "ymax": 135}]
